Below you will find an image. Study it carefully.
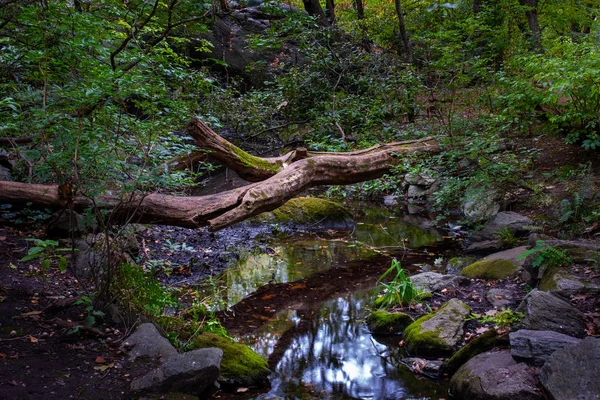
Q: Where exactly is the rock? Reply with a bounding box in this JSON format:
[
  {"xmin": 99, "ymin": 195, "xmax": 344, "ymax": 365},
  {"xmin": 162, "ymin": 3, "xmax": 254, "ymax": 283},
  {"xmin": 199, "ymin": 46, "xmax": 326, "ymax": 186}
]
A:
[
  {"xmin": 463, "ymin": 188, "xmax": 500, "ymax": 222},
  {"xmin": 403, "ymin": 298, "xmax": 471, "ymax": 356},
  {"xmin": 407, "ymin": 184, "xmax": 430, "ymax": 199},
  {"xmin": 509, "ymin": 329, "xmax": 581, "ymax": 366},
  {"xmin": 486, "ymin": 288, "xmax": 521, "ymax": 308},
  {"xmin": 0, "ymin": 165, "xmax": 11, "ymax": 181},
  {"xmin": 410, "ymin": 272, "xmax": 469, "ymax": 292},
  {"xmin": 365, "ymin": 310, "xmax": 413, "ymax": 334},
  {"xmin": 539, "ymin": 268, "xmax": 600, "ymax": 297},
  {"xmin": 465, "ymin": 240, "xmax": 503, "ymax": 254},
  {"xmin": 445, "ymin": 329, "xmax": 507, "ymax": 374},
  {"xmin": 539, "ymin": 337, "xmax": 600, "ymax": 400},
  {"xmin": 450, "ymin": 350, "xmax": 544, "ymax": 400},
  {"xmin": 194, "ymin": 333, "xmax": 269, "ymax": 386},
  {"xmin": 122, "ymin": 323, "xmax": 178, "ymax": 361},
  {"xmin": 131, "ymin": 348, "xmax": 222, "ymax": 395},
  {"xmin": 403, "ymin": 357, "xmax": 444, "ymax": 378},
  {"xmin": 46, "ymin": 209, "xmax": 96, "ymax": 238},
  {"xmin": 256, "ymin": 197, "xmax": 354, "ymax": 230},
  {"xmin": 461, "ymin": 259, "xmax": 518, "ymax": 280},
  {"xmin": 542, "ymin": 239, "xmax": 600, "ymax": 263},
  {"xmin": 516, "ymin": 290, "xmax": 586, "ymax": 338},
  {"xmin": 445, "ymin": 257, "xmax": 475, "ymax": 275},
  {"xmin": 404, "ymin": 173, "xmax": 436, "ymax": 186},
  {"xmin": 472, "ymin": 212, "xmax": 533, "ymax": 241}
]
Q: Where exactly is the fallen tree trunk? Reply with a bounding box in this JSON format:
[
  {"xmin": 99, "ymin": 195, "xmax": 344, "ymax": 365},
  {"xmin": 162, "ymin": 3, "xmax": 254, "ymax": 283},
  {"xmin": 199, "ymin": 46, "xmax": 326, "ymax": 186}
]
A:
[{"xmin": 0, "ymin": 118, "xmax": 440, "ymax": 231}]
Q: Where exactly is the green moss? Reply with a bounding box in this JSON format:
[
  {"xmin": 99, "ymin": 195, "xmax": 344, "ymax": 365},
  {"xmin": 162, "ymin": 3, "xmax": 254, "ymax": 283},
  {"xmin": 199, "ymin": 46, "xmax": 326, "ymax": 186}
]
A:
[
  {"xmin": 461, "ymin": 259, "xmax": 517, "ymax": 279},
  {"xmin": 444, "ymin": 329, "xmax": 502, "ymax": 374},
  {"xmin": 258, "ymin": 197, "xmax": 353, "ymax": 225},
  {"xmin": 226, "ymin": 142, "xmax": 281, "ymax": 173},
  {"xmin": 365, "ymin": 310, "xmax": 414, "ymax": 334},
  {"xmin": 194, "ymin": 333, "xmax": 269, "ymax": 386},
  {"xmin": 446, "ymin": 257, "xmax": 476, "ymax": 273},
  {"xmin": 403, "ymin": 313, "xmax": 448, "ymax": 354}
]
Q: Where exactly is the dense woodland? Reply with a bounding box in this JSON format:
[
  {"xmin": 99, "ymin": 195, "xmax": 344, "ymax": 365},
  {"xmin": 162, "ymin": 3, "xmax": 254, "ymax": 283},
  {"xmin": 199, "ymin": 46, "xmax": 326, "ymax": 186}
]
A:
[{"xmin": 0, "ymin": 0, "xmax": 599, "ymax": 398}]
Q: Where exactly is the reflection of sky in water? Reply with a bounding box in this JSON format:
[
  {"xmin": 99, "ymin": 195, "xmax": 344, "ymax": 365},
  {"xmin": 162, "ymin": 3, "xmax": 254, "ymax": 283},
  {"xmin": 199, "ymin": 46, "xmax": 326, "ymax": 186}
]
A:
[
  {"xmin": 214, "ymin": 208, "xmax": 440, "ymax": 308},
  {"xmin": 239, "ymin": 292, "xmax": 445, "ymax": 400}
]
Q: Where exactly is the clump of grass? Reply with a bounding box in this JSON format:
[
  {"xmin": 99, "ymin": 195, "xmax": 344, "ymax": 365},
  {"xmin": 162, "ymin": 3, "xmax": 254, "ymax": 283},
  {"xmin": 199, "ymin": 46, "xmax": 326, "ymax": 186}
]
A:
[{"xmin": 372, "ymin": 259, "xmax": 424, "ymax": 309}]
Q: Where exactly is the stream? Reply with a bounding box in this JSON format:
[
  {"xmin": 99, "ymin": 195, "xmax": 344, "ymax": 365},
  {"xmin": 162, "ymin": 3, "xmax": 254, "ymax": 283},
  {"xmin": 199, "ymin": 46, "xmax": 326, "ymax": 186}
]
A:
[{"xmin": 201, "ymin": 206, "xmax": 456, "ymax": 399}]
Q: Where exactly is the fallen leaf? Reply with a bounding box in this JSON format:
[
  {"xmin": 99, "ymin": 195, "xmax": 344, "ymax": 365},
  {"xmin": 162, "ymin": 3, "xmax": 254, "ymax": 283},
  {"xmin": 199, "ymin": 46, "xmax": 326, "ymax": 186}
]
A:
[
  {"xmin": 261, "ymin": 294, "xmax": 275, "ymax": 300},
  {"xmin": 290, "ymin": 284, "xmax": 306, "ymax": 290},
  {"xmin": 236, "ymin": 387, "xmax": 249, "ymax": 393},
  {"xmin": 495, "ymin": 295, "xmax": 503, "ymax": 300},
  {"xmin": 441, "ymin": 288, "xmax": 448, "ymax": 293},
  {"xmin": 0, "ymin": 236, "xmax": 6, "ymax": 240},
  {"xmin": 9, "ymin": 263, "xmax": 17, "ymax": 269},
  {"xmin": 475, "ymin": 327, "xmax": 489, "ymax": 334},
  {"xmin": 95, "ymin": 356, "xmax": 106, "ymax": 364},
  {"xmin": 94, "ymin": 363, "xmax": 114, "ymax": 372},
  {"xmin": 29, "ymin": 336, "xmax": 39, "ymax": 343},
  {"xmin": 21, "ymin": 311, "xmax": 42, "ymax": 318},
  {"xmin": 0, "ymin": 353, "xmax": 6, "ymax": 358}
]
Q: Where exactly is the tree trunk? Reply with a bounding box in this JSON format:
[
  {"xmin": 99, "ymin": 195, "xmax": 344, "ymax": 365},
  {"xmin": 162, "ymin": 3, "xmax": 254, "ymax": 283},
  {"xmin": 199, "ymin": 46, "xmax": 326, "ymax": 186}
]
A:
[
  {"xmin": 394, "ymin": 0, "xmax": 412, "ymax": 62},
  {"xmin": 0, "ymin": 118, "xmax": 440, "ymax": 231},
  {"xmin": 354, "ymin": 0, "xmax": 365, "ymax": 20},
  {"xmin": 302, "ymin": 0, "xmax": 329, "ymax": 26},
  {"xmin": 325, "ymin": 0, "xmax": 335, "ymax": 24},
  {"xmin": 519, "ymin": 0, "xmax": 542, "ymax": 53}
]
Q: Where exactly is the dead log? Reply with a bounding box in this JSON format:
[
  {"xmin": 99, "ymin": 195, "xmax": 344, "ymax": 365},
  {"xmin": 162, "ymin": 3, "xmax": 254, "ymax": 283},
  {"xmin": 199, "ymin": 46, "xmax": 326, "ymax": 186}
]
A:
[{"xmin": 0, "ymin": 118, "xmax": 440, "ymax": 231}]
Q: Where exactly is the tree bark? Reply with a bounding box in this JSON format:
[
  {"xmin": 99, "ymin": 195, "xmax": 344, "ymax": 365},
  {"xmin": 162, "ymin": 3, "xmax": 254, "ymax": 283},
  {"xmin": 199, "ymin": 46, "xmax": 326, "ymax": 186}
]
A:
[
  {"xmin": 394, "ymin": 0, "xmax": 412, "ymax": 62},
  {"xmin": 325, "ymin": 0, "xmax": 335, "ymax": 24},
  {"xmin": 354, "ymin": 0, "xmax": 364, "ymax": 20},
  {"xmin": 519, "ymin": 0, "xmax": 542, "ymax": 53},
  {"xmin": 0, "ymin": 118, "xmax": 440, "ymax": 231},
  {"xmin": 302, "ymin": 0, "xmax": 329, "ymax": 26}
]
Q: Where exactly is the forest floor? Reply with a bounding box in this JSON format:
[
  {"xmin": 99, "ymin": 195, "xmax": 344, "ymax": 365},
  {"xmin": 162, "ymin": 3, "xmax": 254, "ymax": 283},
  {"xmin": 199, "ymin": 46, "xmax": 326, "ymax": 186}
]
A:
[{"xmin": 0, "ymin": 134, "xmax": 599, "ymax": 399}]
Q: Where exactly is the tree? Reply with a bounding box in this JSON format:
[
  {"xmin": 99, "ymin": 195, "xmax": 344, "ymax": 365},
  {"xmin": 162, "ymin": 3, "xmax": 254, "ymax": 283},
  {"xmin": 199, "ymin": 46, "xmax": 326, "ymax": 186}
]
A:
[
  {"xmin": 394, "ymin": 0, "xmax": 413, "ymax": 62},
  {"xmin": 0, "ymin": 118, "xmax": 440, "ymax": 231},
  {"xmin": 302, "ymin": 0, "xmax": 329, "ymax": 26},
  {"xmin": 519, "ymin": 0, "xmax": 543, "ymax": 52}
]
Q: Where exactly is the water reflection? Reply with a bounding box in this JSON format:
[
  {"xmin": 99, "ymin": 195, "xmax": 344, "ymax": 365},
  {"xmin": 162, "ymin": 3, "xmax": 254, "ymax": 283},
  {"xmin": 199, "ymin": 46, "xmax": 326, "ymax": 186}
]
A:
[
  {"xmin": 211, "ymin": 207, "xmax": 441, "ymax": 308},
  {"xmin": 237, "ymin": 291, "xmax": 448, "ymax": 400}
]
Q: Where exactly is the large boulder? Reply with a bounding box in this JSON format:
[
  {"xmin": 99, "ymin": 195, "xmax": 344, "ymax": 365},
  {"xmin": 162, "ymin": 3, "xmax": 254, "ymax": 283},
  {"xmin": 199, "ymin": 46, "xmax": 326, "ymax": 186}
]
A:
[
  {"xmin": 365, "ymin": 310, "xmax": 414, "ymax": 335},
  {"xmin": 539, "ymin": 268, "xmax": 600, "ymax": 297},
  {"xmin": 445, "ymin": 329, "xmax": 507, "ymax": 374},
  {"xmin": 461, "ymin": 259, "xmax": 518, "ymax": 280},
  {"xmin": 463, "ymin": 188, "xmax": 500, "ymax": 222},
  {"xmin": 410, "ymin": 272, "xmax": 469, "ymax": 293},
  {"xmin": 122, "ymin": 323, "xmax": 178, "ymax": 361},
  {"xmin": 450, "ymin": 350, "xmax": 544, "ymax": 400},
  {"xmin": 472, "ymin": 212, "xmax": 533, "ymax": 241},
  {"xmin": 539, "ymin": 337, "xmax": 600, "ymax": 400},
  {"xmin": 509, "ymin": 329, "xmax": 581, "ymax": 366},
  {"xmin": 131, "ymin": 348, "xmax": 222, "ymax": 396},
  {"xmin": 516, "ymin": 290, "xmax": 586, "ymax": 338},
  {"xmin": 194, "ymin": 332, "xmax": 269, "ymax": 387},
  {"xmin": 403, "ymin": 298, "xmax": 471, "ymax": 356}
]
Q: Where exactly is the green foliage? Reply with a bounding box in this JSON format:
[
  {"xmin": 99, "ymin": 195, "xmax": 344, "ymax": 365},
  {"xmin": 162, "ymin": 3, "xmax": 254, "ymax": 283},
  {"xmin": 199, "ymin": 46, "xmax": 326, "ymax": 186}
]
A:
[
  {"xmin": 516, "ymin": 240, "xmax": 572, "ymax": 269},
  {"xmin": 495, "ymin": 227, "xmax": 518, "ymax": 247},
  {"xmin": 20, "ymin": 238, "xmax": 70, "ymax": 273},
  {"xmin": 372, "ymin": 259, "xmax": 424, "ymax": 308},
  {"xmin": 472, "ymin": 307, "xmax": 524, "ymax": 329},
  {"xmin": 74, "ymin": 295, "xmax": 105, "ymax": 328}
]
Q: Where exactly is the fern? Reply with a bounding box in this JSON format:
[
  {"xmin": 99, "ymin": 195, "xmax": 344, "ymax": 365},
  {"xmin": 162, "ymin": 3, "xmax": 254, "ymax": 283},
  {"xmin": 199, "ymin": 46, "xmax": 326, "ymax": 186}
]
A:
[{"xmin": 517, "ymin": 240, "xmax": 572, "ymax": 269}]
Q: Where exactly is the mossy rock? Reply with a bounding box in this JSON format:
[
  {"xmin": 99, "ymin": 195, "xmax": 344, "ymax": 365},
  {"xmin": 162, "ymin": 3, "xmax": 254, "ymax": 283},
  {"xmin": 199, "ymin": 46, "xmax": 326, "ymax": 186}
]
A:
[
  {"xmin": 444, "ymin": 329, "xmax": 507, "ymax": 374},
  {"xmin": 365, "ymin": 311, "xmax": 414, "ymax": 335},
  {"xmin": 461, "ymin": 259, "xmax": 517, "ymax": 279},
  {"xmin": 193, "ymin": 333, "xmax": 269, "ymax": 387},
  {"xmin": 257, "ymin": 197, "xmax": 354, "ymax": 228},
  {"xmin": 446, "ymin": 257, "xmax": 476, "ymax": 275},
  {"xmin": 403, "ymin": 298, "xmax": 471, "ymax": 356}
]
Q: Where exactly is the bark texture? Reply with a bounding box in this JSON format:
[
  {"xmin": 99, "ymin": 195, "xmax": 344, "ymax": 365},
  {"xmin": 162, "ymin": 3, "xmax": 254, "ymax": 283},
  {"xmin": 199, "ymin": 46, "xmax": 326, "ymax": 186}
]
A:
[{"xmin": 0, "ymin": 118, "xmax": 440, "ymax": 231}]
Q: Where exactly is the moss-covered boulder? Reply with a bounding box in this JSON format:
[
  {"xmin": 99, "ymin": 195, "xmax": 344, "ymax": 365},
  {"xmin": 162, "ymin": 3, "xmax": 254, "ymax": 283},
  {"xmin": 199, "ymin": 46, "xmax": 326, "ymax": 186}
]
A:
[
  {"xmin": 403, "ymin": 298, "xmax": 471, "ymax": 356},
  {"xmin": 461, "ymin": 259, "xmax": 517, "ymax": 279},
  {"xmin": 366, "ymin": 311, "xmax": 414, "ymax": 334},
  {"xmin": 445, "ymin": 257, "xmax": 476, "ymax": 275},
  {"xmin": 193, "ymin": 333, "xmax": 269, "ymax": 387},
  {"xmin": 256, "ymin": 197, "xmax": 354, "ymax": 229},
  {"xmin": 445, "ymin": 329, "xmax": 508, "ymax": 374}
]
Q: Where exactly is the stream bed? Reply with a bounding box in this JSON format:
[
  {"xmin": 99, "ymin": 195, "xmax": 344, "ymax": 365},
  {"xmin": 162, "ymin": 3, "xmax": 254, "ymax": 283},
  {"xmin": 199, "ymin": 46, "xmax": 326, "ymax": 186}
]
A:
[{"xmin": 201, "ymin": 206, "xmax": 456, "ymax": 399}]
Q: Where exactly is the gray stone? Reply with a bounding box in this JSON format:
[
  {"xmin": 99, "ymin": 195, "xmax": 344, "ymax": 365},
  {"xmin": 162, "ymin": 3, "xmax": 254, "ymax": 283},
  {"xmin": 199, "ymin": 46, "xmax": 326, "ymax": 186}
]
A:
[
  {"xmin": 445, "ymin": 257, "xmax": 475, "ymax": 275},
  {"xmin": 131, "ymin": 348, "xmax": 222, "ymax": 395},
  {"xmin": 509, "ymin": 329, "xmax": 581, "ymax": 366},
  {"xmin": 404, "ymin": 173, "xmax": 436, "ymax": 186},
  {"xmin": 516, "ymin": 290, "xmax": 586, "ymax": 338},
  {"xmin": 0, "ymin": 165, "xmax": 11, "ymax": 181},
  {"xmin": 472, "ymin": 212, "xmax": 533, "ymax": 241},
  {"xmin": 465, "ymin": 240, "xmax": 503, "ymax": 254},
  {"xmin": 463, "ymin": 188, "xmax": 500, "ymax": 222},
  {"xmin": 410, "ymin": 272, "xmax": 470, "ymax": 293},
  {"xmin": 450, "ymin": 350, "xmax": 544, "ymax": 400},
  {"xmin": 542, "ymin": 239, "xmax": 600, "ymax": 263},
  {"xmin": 46, "ymin": 209, "xmax": 94, "ymax": 238},
  {"xmin": 540, "ymin": 337, "xmax": 600, "ymax": 400},
  {"xmin": 486, "ymin": 288, "xmax": 520, "ymax": 308},
  {"xmin": 123, "ymin": 323, "xmax": 178, "ymax": 361},
  {"xmin": 404, "ymin": 298, "xmax": 471, "ymax": 355},
  {"xmin": 407, "ymin": 184, "xmax": 430, "ymax": 199}
]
